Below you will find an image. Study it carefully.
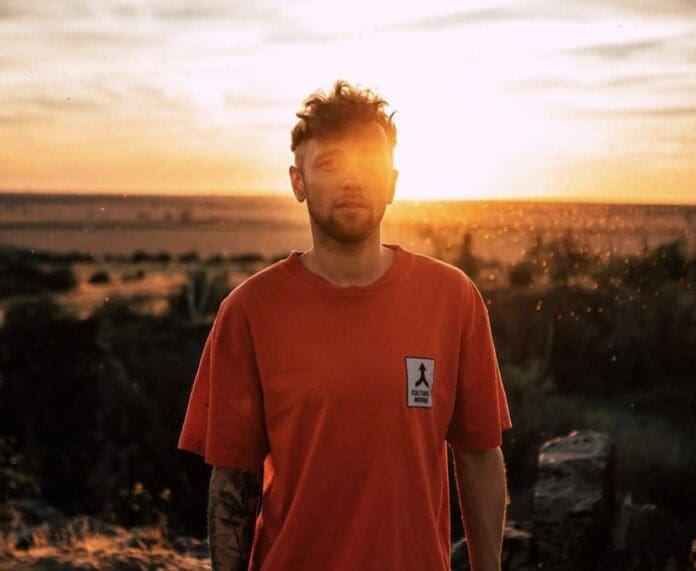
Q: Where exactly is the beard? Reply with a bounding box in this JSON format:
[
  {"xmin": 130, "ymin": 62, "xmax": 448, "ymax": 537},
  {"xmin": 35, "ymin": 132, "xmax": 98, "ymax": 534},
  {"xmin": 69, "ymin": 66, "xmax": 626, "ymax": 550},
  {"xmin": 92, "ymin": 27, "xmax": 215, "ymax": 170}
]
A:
[{"xmin": 306, "ymin": 199, "xmax": 386, "ymax": 245}]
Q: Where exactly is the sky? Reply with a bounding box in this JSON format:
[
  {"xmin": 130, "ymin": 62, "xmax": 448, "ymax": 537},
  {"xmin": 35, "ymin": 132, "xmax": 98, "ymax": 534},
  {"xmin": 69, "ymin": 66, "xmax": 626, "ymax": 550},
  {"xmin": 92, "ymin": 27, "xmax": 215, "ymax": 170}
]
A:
[{"xmin": 0, "ymin": 0, "xmax": 695, "ymax": 203}]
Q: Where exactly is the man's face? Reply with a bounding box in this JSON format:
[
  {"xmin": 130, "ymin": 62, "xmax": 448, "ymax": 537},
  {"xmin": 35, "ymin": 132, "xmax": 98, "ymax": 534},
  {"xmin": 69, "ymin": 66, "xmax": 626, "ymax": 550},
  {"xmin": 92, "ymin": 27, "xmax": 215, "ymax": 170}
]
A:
[{"xmin": 289, "ymin": 121, "xmax": 398, "ymax": 245}]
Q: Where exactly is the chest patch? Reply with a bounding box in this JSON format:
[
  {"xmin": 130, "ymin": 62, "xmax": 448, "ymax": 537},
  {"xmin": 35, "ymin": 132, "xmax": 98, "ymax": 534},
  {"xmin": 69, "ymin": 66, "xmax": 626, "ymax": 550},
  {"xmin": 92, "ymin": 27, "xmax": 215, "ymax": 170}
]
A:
[{"xmin": 405, "ymin": 356, "xmax": 436, "ymax": 408}]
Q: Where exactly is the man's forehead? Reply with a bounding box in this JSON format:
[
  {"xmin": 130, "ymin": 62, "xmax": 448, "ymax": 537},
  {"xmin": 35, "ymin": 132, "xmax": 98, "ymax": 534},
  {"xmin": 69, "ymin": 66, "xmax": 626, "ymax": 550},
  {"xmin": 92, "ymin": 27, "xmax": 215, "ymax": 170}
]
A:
[{"xmin": 303, "ymin": 122, "xmax": 389, "ymax": 156}]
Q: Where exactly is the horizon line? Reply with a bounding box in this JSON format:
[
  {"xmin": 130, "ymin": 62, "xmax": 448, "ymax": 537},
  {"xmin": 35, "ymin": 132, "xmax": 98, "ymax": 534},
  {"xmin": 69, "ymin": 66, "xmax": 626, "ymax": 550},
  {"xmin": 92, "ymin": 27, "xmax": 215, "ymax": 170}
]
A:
[{"xmin": 0, "ymin": 189, "xmax": 694, "ymax": 208}]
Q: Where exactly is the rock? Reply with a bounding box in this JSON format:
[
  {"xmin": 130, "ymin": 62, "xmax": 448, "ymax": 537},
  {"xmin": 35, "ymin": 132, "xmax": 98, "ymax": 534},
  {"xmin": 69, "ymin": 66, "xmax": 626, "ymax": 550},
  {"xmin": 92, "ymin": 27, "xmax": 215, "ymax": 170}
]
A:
[
  {"xmin": 611, "ymin": 494, "xmax": 682, "ymax": 570},
  {"xmin": 450, "ymin": 521, "xmax": 533, "ymax": 570},
  {"xmin": 532, "ymin": 430, "xmax": 615, "ymax": 570},
  {"xmin": 502, "ymin": 521, "xmax": 533, "ymax": 570}
]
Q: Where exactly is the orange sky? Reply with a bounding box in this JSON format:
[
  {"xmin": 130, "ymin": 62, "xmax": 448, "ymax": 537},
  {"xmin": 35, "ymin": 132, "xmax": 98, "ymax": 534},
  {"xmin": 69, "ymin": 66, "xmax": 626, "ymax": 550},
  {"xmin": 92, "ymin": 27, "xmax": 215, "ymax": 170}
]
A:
[{"xmin": 1, "ymin": 1, "xmax": 695, "ymax": 204}]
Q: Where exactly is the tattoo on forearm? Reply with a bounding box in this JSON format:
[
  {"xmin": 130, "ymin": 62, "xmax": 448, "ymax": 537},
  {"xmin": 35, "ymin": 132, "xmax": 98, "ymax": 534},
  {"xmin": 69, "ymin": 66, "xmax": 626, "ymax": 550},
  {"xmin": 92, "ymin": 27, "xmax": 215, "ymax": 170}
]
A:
[{"xmin": 208, "ymin": 468, "xmax": 261, "ymax": 571}]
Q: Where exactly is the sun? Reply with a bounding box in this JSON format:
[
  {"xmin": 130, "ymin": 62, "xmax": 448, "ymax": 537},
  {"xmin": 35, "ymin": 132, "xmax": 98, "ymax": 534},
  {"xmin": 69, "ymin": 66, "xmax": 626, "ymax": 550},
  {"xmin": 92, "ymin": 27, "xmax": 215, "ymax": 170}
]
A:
[{"xmin": 392, "ymin": 84, "xmax": 547, "ymax": 202}]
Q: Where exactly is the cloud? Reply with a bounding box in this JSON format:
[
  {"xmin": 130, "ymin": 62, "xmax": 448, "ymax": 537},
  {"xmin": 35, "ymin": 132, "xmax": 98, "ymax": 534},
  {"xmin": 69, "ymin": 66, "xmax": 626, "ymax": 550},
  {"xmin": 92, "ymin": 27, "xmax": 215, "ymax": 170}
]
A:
[
  {"xmin": 152, "ymin": 4, "xmax": 242, "ymax": 21},
  {"xmin": 585, "ymin": 0, "xmax": 696, "ymax": 17},
  {"xmin": 508, "ymin": 71, "xmax": 693, "ymax": 94},
  {"xmin": 563, "ymin": 104, "xmax": 696, "ymax": 119},
  {"xmin": 53, "ymin": 28, "xmax": 157, "ymax": 50},
  {"xmin": 569, "ymin": 38, "xmax": 666, "ymax": 60},
  {"xmin": 382, "ymin": 7, "xmax": 535, "ymax": 32},
  {"xmin": 0, "ymin": 0, "xmax": 92, "ymax": 21},
  {"xmin": 614, "ymin": 105, "xmax": 696, "ymax": 118},
  {"xmin": 263, "ymin": 28, "xmax": 350, "ymax": 44},
  {"xmin": 225, "ymin": 93, "xmax": 293, "ymax": 109}
]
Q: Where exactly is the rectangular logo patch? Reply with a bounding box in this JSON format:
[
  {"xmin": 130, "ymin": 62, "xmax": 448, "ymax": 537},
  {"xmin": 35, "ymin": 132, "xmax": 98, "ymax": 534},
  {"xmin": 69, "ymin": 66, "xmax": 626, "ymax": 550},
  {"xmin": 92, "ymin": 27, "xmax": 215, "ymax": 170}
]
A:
[{"xmin": 405, "ymin": 356, "xmax": 435, "ymax": 408}]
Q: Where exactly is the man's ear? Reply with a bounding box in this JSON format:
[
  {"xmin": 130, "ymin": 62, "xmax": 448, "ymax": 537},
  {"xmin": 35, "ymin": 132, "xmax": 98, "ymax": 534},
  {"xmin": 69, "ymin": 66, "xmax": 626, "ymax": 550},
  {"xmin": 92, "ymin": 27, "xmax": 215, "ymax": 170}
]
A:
[
  {"xmin": 289, "ymin": 165, "xmax": 305, "ymax": 203},
  {"xmin": 387, "ymin": 168, "xmax": 398, "ymax": 205}
]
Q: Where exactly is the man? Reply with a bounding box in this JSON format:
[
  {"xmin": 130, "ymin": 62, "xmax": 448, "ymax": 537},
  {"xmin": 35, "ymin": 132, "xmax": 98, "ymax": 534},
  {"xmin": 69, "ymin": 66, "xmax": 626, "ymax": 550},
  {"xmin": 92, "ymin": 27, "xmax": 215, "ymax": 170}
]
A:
[{"xmin": 178, "ymin": 80, "xmax": 512, "ymax": 571}]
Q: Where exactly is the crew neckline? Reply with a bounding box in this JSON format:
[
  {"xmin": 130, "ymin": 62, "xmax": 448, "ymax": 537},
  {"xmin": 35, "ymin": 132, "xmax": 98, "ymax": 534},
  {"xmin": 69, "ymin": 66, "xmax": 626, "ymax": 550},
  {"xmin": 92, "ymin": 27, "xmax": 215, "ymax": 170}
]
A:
[{"xmin": 283, "ymin": 244, "xmax": 410, "ymax": 295}]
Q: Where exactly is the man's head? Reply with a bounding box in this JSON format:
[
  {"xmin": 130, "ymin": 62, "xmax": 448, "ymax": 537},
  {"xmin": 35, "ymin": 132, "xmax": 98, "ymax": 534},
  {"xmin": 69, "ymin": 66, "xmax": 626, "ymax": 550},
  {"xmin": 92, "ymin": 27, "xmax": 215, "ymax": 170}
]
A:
[
  {"xmin": 289, "ymin": 80, "xmax": 398, "ymax": 245},
  {"xmin": 290, "ymin": 80, "xmax": 397, "ymax": 170}
]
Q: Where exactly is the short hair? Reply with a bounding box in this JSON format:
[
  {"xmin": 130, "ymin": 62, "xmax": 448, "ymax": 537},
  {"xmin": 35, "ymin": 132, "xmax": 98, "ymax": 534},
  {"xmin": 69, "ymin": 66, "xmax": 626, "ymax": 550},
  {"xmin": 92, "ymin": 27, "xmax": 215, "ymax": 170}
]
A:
[{"xmin": 291, "ymin": 80, "xmax": 397, "ymax": 166}]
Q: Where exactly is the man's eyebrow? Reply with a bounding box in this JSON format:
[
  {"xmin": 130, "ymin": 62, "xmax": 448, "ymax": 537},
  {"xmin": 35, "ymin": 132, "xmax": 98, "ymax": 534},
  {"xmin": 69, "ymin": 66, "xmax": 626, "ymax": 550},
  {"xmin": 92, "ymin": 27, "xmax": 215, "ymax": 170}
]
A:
[{"xmin": 313, "ymin": 149, "xmax": 342, "ymax": 161}]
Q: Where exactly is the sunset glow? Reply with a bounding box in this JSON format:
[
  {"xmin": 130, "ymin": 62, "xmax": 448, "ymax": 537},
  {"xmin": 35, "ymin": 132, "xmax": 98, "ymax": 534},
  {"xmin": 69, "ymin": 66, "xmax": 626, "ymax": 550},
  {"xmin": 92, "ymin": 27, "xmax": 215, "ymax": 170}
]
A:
[{"xmin": 1, "ymin": 1, "xmax": 695, "ymax": 203}]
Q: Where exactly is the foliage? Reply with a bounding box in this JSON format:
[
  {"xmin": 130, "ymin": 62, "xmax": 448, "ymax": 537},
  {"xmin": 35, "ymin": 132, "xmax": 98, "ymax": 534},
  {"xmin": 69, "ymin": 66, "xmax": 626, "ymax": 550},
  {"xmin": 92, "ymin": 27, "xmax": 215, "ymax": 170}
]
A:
[
  {"xmin": 0, "ymin": 245, "xmax": 76, "ymax": 297},
  {"xmin": 168, "ymin": 268, "xmax": 230, "ymax": 321},
  {"xmin": 0, "ymin": 435, "xmax": 40, "ymax": 502},
  {"xmin": 88, "ymin": 269, "xmax": 111, "ymax": 284},
  {"xmin": 502, "ymin": 361, "xmax": 696, "ymax": 518},
  {"xmin": 452, "ymin": 232, "xmax": 482, "ymax": 279},
  {"xmin": 508, "ymin": 260, "xmax": 535, "ymax": 287},
  {"xmin": 0, "ymin": 234, "xmax": 694, "ymax": 537},
  {"xmin": 122, "ymin": 268, "xmax": 145, "ymax": 282},
  {"xmin": 0, "ymin": 295, "xmax": 211, "ymax": 533},
  {"xmin": 107, "ymin": 481, "xmax": 171, "ymax": 528},
  {"xmin": 520, "ymin": 230, "xmax": 601, "ymax": 286}
]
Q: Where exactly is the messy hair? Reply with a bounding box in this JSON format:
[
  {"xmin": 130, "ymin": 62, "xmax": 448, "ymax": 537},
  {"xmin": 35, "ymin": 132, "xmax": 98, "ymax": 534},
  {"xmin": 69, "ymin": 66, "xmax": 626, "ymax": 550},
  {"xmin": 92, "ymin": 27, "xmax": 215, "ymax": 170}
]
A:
[{"xmin": 291, "ymin": 80, "xmax": 397, "ymax": 166}]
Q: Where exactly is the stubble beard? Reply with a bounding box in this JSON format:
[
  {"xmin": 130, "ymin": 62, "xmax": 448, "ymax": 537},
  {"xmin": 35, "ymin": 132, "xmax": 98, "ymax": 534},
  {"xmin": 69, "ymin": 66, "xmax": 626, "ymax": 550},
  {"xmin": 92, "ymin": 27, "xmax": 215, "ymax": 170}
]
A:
[{"xmin": 306, "ymin": 199, "xmax": 386, "ymax": 245}]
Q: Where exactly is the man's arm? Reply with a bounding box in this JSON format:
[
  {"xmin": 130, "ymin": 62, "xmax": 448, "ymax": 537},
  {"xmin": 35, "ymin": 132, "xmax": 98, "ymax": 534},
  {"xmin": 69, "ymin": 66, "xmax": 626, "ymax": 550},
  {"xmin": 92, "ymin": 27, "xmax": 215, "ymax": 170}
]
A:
[
  {"xmin": 453, "ymin": 446, "xmax": 508, "ymax": 571},
  {"xmin": 208, "ymin": 466, "xmax": 262, "ymax": 571}
]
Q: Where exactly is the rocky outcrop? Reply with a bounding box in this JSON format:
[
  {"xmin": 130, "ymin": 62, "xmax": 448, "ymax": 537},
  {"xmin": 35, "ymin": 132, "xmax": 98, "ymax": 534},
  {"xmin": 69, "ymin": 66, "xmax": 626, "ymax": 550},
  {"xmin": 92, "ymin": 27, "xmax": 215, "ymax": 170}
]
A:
[
  {"xmin": 533, "ymin": 430, "xmax": 615, "ymax": 569},
  {"xmin": 612, "ymin": 495, "xmax": 682, "ymax": 571},
  {"xmin": 453, "ymin": 430, "xmax": 689, "ymax": 571},
  {"xmin": 0, "ymin": 500, "xmax": 209, "ymax": 570},
  {"xmin": 2, "ymin": 432, "xmax": 690, "ymax": 570},
  {"xmin": 451, "ymin": 521, "xmax": 534, "ymax": 571}
]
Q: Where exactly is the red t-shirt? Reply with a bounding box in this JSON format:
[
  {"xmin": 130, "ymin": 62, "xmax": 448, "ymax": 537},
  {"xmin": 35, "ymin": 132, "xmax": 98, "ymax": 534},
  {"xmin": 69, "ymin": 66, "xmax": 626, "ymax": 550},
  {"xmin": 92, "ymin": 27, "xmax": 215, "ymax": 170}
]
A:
[{"xmin": 178, "ymin": 244, "xmax": 512, "ymax": 570}]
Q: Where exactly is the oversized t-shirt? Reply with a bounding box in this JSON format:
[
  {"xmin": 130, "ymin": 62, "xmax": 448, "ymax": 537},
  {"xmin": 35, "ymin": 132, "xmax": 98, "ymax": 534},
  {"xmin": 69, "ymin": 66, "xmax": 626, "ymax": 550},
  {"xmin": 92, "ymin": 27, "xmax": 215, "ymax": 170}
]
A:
[{"xmin": 178, "ymin": 244, "xmax": 512, "ymax": 571}]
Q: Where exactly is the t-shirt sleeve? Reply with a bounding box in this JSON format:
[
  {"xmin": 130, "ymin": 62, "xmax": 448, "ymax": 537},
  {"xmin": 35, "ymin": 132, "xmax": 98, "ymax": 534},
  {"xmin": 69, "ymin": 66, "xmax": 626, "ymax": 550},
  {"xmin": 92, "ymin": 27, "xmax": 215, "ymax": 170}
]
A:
[
  {"xmin": 178, "ymin": 294, "xmax": 269, "ymax": 469},
  {"xmin": 446, "ymin": 275, "xmax": 512, "ymax": 452}
]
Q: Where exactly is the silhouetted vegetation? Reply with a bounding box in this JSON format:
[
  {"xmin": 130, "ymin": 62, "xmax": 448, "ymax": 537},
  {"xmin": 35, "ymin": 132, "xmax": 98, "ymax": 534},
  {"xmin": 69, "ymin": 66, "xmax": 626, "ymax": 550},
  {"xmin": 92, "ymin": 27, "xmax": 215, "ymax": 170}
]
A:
[
  {"xmin": 167, "ymin": 269, "xmax": 229, "ymax": 322},
  {"xmin": 230, "ymin": 252, "xmax": 265, "ymax": 265},
  {"xmin": 0, "ymin": 245, "xmax": 77, "ymax": 297},
  {"xmin": 0, "ymin": 436, "xmax": 40, "ymax": 503},
  {"xmin": 0, "ymin": 295, "xmax": 211, "ymax": 533},
  {"xmin": 88, "ymin": 269, "xmax": 111, "ymax": 284},
  {"xmin": 0, "ymin": 234, "xmax": 694, "ymax": 541},
  {"xmin": 177, "ymin": 251, "xmax": 199, "ymax": 264},
  {"xmin": 122, "ymin": 268, "xmax": 145, "ymax": 282},
  {"xmin": 453, "ymin": 232, "xmax": 482, "ymax": 280}
]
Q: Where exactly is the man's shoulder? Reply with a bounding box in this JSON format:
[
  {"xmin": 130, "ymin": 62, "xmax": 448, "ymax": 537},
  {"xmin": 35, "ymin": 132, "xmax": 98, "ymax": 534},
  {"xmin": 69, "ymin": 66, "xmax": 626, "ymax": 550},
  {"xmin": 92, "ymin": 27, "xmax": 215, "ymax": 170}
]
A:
[
  {"xmin": 219, "ymin": 255, "xmax": 292, "ymax": 310},
  {"xmin": 406, "ymin": 248, "xmax": 474, "ymax": 290}
]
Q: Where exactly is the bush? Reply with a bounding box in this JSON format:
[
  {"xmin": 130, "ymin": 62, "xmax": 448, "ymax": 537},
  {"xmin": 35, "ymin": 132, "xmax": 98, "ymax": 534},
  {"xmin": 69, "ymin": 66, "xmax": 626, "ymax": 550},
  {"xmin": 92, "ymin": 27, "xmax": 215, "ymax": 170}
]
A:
[
  {"xmin": 509, "ymin": 261, "xmax": 535, "ymax": 287},
  {"xmin": 205, "ymin": 253, "xmax": 225, "ymax": 265},
  {"xmin": 0, "ymin": 435, "xmax": 40, "ymax": 502},
  {"xmin": 168, "ymin": 269, "xmax": 230, "ymax": 321},
  {"xmin": 122, "ymin": 269, "xmax": 145, "ymax": 282},
  {"xmin": 0, "ymin": 247, "xmax": 76, "ymax": 297},
  {"xmin": 453, "ymin": 232, "xmax": 482, "ymax": 279},
  {"xmin": 178, "ymin": 251, "xmax": 199, "ymax": 263},
  {"xmin": 88, "ymin": 270, "xmax": 111, "ymax": 284},
  {"xmin": 0, "ymin": 295, "xmax": 213, "ymax": 534},
  {"xmin": 501, "ymin": 362, "xmax": 696, "ymax": 518}
]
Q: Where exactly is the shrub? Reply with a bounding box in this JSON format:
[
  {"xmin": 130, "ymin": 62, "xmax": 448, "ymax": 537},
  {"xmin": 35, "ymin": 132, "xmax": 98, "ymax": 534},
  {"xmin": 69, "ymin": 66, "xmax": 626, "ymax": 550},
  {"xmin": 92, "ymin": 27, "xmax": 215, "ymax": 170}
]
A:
[
  {"xmin": 178, "ymin": 251, "xmax": 199, "ymax": 263},
  {"xmin": 509, "ymin": 261, "xmax": 535, "ymax": 287},
  {"xmin": 168, "ymin": 269, "xmax": 230, "ymax": 321},
  {"xmin": 122, "ymin": 269, "xmax": 145, "ymax": 282},
  {"xmin": 88, "ymin": 270, "xmax": 111, "ymax": 284}
]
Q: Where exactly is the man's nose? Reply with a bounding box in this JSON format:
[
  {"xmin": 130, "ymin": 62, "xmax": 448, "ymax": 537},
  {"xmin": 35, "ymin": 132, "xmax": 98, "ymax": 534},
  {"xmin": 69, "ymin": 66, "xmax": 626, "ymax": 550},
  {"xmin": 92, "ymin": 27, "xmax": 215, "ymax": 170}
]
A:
[{"xmin": 341, "ymin": 158, "xmax": 365, "ymax": 189}]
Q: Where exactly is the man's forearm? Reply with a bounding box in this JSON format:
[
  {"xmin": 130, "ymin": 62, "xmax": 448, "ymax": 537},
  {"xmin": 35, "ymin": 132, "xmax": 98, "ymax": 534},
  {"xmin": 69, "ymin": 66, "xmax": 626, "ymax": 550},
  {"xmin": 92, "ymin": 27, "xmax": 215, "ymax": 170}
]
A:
[
  {"xmin": 453, "ymin": 446, "xmax": 507, "ymax": 571},
  {"xmin": 208, "ymin": 466, "xmax": 262, "ymax": 571}
]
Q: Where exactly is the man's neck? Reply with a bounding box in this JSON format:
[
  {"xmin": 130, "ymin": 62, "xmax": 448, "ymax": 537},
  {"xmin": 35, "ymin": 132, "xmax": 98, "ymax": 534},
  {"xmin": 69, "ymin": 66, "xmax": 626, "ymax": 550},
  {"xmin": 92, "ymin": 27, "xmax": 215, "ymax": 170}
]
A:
[{"xmin": 300, "ymin": 234, "xmax": 395, "ymax": 287}]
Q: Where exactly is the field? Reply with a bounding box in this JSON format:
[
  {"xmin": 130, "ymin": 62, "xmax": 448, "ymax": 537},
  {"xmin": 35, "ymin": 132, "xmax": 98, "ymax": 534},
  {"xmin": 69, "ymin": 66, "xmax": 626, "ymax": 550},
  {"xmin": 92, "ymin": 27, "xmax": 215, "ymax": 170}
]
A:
[
  {"xmin": 2, "ymin": 193, "xmax": 694, "ymax": 261},
  {"xmin": 2, "ymin": 193, "xmax": 694, "ymax": 318},
  {"xmin": 1, "ymin": 192, "xmax": 695, "ymax": 556}
]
